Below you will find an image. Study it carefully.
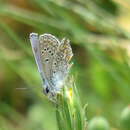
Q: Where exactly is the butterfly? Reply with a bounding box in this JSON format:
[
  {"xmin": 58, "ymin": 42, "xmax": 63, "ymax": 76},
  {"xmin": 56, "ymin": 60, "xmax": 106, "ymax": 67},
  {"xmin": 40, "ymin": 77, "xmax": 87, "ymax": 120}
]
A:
[{"xmin": 29, "ymin": 33, "xmax": 73, "ymax": 99}]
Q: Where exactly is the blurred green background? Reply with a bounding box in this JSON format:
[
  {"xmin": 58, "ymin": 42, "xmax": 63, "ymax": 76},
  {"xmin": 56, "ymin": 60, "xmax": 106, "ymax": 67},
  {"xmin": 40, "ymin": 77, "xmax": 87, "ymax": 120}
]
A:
[{"xmin": 0, "ymin": 0, "xmax": 130, "ymax": 129}]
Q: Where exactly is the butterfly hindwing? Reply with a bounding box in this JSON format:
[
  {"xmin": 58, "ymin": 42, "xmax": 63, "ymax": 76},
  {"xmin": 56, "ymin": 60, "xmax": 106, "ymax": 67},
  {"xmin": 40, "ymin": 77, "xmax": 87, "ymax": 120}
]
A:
[{"xmin": 51, "ymin": 38, "xmax": 73, "ymax": 92}]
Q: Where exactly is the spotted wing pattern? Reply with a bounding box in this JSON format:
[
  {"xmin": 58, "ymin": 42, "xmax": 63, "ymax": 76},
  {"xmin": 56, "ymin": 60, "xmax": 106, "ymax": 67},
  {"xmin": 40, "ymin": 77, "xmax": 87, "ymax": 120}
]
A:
[
  {"xmin": 38, "ymin": 34, "xmax": 60, "ymax": 92},
  {"xmin": 51, "ymin": 38, "xmax": 73, "ymax": 92},
  {"xmin": 30, "ymin": 33, "xmax": 73, "ymax": 97}
]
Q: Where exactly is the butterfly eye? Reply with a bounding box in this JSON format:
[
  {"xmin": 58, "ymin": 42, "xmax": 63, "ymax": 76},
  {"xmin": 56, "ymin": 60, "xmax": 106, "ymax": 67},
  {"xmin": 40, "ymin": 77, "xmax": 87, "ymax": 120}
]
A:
[
  {"xmin": 54, "ymin": 62, "xmax": 57, "ymax": 65},
  {"xmin": 47, "ymin": 47, "xmax": 49, "ymax": 50},
  {"xmin": 51, "ymin": 53, "xmax": 54, "ymax": 56},
  {"xmin": 49, "ymin": 50, "xmax": 51, "ymax": 53},
  {"xmin": 45, "ymin": 87, "xmax": 49, "ymax": 93}
]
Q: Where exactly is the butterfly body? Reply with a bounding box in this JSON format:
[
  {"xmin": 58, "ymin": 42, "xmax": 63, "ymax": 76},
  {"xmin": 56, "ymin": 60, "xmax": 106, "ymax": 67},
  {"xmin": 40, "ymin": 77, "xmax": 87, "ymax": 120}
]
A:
[{"xmin": 30, "ymin": 33, "xmax": 73, "ymax": 99}]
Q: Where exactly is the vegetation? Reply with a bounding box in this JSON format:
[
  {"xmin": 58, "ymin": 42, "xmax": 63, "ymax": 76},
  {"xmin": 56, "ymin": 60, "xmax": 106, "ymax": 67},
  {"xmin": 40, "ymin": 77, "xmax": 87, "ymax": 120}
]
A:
[{"xmin": 0, "ymin": 0, "xmax": 130, "ymax": 129}]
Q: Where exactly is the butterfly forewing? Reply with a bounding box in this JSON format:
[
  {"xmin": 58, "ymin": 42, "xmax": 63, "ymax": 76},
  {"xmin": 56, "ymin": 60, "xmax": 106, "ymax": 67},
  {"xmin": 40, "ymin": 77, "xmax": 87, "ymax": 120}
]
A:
[
  {"xmin": 39, "ymin": 34, "xmax": 61, "ymax": 91},
  {"xmin": 29, "ymin": 33, "xmax": 45, "ymax": 80}
]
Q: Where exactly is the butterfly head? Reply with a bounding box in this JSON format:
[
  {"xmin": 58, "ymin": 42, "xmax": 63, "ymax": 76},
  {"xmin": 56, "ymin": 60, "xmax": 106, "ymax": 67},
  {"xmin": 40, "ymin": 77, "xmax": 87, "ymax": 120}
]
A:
[{"xmin": 43, "ymin": 86, "xmax": 56, "ymax": 99}]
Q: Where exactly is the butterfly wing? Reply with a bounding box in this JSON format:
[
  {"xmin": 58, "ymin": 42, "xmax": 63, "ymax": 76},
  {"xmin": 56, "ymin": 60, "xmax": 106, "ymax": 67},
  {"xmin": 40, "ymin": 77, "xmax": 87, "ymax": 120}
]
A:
[
  {"xmin": 30, "ymin": 33, "xmax": 45, "ymax": 81},
  {"xmin": 38, "ymin": 34, "xmax": 61, "ymax": 92},
  {"xmin": 60, "ymin": 38, "xmax": 73, "ymax": 63},
  {"xmin": 51, "ymin": 38, "xmax": 73, "ymax": 92},
  {"xmin": 30, "ymin": 33, "xmax": 73, "ymax": 96}
]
